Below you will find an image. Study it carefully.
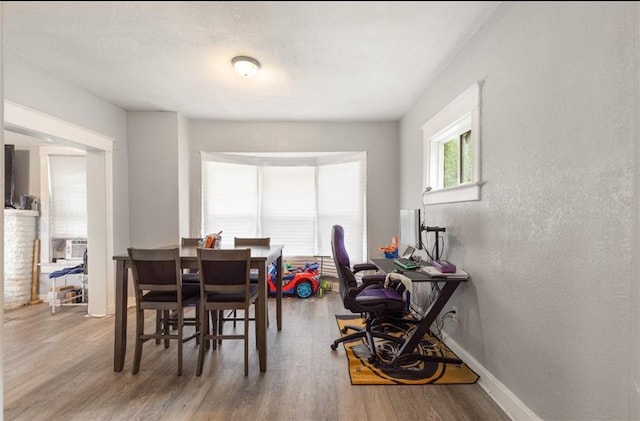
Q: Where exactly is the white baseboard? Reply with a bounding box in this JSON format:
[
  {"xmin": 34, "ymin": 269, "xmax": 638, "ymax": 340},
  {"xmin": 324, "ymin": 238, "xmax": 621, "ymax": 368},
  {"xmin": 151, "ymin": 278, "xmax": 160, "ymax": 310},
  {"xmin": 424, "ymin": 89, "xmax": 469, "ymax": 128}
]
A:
[{"xmin": 442, "ymin": 331, "xmax": 542, "ymax": 421}]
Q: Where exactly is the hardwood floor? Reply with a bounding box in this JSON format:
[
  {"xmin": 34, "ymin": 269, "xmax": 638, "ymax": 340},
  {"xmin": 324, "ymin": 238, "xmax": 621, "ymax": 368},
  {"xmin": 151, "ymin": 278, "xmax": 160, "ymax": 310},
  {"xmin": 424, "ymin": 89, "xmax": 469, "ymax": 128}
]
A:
[{"xmin": 4, "ymin": 293, "xmax": 510, "ymax": 421}]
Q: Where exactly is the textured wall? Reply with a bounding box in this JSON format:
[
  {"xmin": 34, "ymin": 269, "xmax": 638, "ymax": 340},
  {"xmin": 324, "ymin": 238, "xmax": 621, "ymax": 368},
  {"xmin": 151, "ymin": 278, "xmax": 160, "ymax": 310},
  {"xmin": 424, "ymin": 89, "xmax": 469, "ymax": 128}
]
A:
[
  {"xmin": 4, "ymin": 49, "xmax": 130, "ymax": 255},
  {"xmin": 4, "ymin": 211, "xmax": 37, "ymax": 309},
  {"xmin": 189, "ymin": 120, "xmax": 399, "ymax": 257},
  {"xmin": 127, "ymin": 112, "xmax": 180, "ymax": 248},
  {"xmin": 400, "ymin": 3, "xmax": 635, "ymax": 420}
]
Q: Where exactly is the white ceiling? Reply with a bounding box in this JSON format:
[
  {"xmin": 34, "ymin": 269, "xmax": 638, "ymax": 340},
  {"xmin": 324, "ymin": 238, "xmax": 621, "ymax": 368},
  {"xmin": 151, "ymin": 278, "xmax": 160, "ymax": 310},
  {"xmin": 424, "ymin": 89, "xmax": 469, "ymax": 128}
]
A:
[{"xmin": 4, "ymin": 1, "xmax": 501, "ymax": 121}]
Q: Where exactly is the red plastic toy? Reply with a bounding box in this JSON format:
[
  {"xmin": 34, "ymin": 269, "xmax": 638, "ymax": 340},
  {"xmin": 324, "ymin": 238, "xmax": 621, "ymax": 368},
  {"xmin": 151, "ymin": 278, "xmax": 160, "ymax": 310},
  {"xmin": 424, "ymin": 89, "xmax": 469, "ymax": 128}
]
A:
[{"xmin": 268, "ymin": 262, "xmax": 320, "ymax": 298}]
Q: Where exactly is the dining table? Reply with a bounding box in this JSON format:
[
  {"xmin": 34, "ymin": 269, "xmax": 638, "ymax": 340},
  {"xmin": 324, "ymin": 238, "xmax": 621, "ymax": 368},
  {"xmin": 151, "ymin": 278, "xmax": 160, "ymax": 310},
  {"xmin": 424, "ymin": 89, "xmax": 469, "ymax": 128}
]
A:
[{"xmin": 112, "ymin": 243, "xmax": 284, "ymax": 373}]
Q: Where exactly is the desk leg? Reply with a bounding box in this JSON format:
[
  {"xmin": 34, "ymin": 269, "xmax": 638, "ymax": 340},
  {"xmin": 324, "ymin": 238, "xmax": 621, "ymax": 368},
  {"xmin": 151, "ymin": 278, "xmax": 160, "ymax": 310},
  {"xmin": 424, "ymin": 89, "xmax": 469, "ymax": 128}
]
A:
[
  {"xmin": 258, "ymin": 261, "xmax": 267, "ymax": 372},
  {"xmin": 276, "ymin": 254, "xmax": 283, "ymax": 331},
  {"xmin": 391, "ymin": 282, "xmax": 460, "ymax": 365},
  {"xmin": 114, "ymin": 260, "xmax": 128, "ymax": 372}
]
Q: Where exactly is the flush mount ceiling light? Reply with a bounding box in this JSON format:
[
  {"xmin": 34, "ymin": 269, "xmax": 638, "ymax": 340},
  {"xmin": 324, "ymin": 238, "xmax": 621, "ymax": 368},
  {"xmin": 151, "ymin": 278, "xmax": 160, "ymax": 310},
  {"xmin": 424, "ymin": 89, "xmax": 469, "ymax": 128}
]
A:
[{"xmin": 232, "ymin": 56, "xmax": 261, "ymax": 77}]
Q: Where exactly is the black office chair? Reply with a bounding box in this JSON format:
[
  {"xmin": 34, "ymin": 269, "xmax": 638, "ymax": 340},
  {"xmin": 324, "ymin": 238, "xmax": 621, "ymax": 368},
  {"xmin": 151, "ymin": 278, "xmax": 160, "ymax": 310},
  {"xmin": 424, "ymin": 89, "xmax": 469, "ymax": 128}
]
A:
[{"xmin": 329, "ymin": 225, "xmax": 407, "ymax": 363}]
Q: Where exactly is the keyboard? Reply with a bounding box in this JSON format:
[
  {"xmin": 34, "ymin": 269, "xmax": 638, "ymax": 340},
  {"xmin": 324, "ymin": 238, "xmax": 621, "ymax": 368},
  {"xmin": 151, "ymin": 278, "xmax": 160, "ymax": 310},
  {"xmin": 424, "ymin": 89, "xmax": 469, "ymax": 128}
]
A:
[{"xmin": 393, "ymin": 258, "xmax": 419, "ymax": 270}]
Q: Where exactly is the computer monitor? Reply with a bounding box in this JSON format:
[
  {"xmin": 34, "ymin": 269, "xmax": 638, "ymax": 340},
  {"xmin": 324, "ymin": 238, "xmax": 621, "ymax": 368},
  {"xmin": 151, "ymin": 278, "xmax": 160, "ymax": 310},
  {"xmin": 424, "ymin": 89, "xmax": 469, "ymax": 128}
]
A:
[{"xmin": 400, "ymin": 209, "xmax": 422, "ymax": 250}]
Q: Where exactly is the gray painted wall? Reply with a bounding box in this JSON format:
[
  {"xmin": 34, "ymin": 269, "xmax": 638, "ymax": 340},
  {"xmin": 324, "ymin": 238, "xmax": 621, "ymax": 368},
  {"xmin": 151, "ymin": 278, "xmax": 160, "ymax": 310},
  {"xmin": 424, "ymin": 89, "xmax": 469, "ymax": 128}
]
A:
[
  {"xmin": 13, "ymin": 149, "xmax": 30, "ymax": 203},
  {"xmin": 7, "ymin": 3, "xmax": 637, "ymax": 417},
  {"xmin": 4, "ymin": 49, "xmax": 130, "ymax": 254},
  {"xmin": 1, "ymin": 3, "xmax": 5, "ymax": 409},
  {"xmin": 400, "ymin": 3, "xmax": 635, "ymax": 420},
  {"xmin": 6, "ymin": 137, "xmax": 41, "ymax": 206},
  {"xmin": 127, "ymin": 111, "xmax": 181, "ymax": 248},
  {"xmin": 632, "ymin": 4, "xmax": 640, "ymax": 420},
  {"xmin": 189, "ymin": 120, "xmax": 399, "ymax": 257},
  {"xmin": 178, "ymin": 114, "xmax": 190, "ymax": 240}
]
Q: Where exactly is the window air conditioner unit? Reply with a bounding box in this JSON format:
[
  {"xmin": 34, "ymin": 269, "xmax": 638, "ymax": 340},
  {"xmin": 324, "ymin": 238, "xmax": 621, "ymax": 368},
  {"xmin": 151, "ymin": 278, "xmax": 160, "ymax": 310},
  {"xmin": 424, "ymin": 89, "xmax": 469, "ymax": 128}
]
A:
[{"xmin": 66, "ymin": 239, "xmax": 87, "ymax": 260}]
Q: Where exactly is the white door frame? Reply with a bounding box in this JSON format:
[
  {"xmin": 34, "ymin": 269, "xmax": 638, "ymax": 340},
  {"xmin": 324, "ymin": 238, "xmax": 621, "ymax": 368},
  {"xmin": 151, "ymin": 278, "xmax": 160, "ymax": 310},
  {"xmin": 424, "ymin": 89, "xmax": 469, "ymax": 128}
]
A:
[{"xmin": 4, "ymin": 100, "xmax": 115, "ymax": 316}]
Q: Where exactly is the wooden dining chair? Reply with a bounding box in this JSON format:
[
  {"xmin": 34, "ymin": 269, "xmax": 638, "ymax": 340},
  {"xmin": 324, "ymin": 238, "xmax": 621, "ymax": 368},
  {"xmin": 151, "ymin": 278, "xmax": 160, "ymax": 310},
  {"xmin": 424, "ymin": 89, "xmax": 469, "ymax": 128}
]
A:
[
  {"xmin": 196, "ymin": 248, "xmax": 258, "ymax": 376},
  {"xmin": 181, "ymin": 237, "xmax": 202, "ymax": 247},
  {"xmin": 181, "ymin": 237, "xmax": 203, "ymax": 283},
  {"xmin": 128, "ymin": 247, "xmax": 200, "ymax": 375},
  {"xmin": 156, "ymin": 237, "xmax": 203, "ymax": 345},
  {"xmin": 156, "ymin": 237, "xmax": 202, "ymax": 340},
  {"xmin": 221, "ymin": 237, "xmax": 271, "ymax": 331},
  {"xmin": 233, "ymin": 237, "xmax": 271, "ymax": 248}
]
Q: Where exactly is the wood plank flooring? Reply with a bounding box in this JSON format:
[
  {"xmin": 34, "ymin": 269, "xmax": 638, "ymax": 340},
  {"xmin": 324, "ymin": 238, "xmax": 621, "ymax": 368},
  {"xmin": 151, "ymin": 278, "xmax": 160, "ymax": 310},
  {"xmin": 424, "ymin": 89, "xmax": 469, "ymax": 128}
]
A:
[{"xmin": 3, "ymin": 293, "xmax": 510, "ymax": 421}]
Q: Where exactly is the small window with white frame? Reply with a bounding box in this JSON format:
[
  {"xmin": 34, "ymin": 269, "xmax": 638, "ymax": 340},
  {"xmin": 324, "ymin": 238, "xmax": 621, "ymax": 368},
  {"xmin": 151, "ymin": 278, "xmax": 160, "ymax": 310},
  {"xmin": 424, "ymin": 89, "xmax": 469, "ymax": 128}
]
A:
[
  {"xmin": 422, "ymin": 81, "xmax": 482, "ymax": 205},
  {"xmin": 39, "ymin": 146, "xmax": 87, "ymax": 263}
]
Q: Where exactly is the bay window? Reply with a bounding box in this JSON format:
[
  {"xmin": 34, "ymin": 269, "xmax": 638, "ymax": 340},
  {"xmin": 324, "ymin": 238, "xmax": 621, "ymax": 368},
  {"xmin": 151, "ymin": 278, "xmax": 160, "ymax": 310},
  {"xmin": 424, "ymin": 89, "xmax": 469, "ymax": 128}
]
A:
[{"xmin": 202, "ymin": 152, "xmax": 366, "ymax": 261}]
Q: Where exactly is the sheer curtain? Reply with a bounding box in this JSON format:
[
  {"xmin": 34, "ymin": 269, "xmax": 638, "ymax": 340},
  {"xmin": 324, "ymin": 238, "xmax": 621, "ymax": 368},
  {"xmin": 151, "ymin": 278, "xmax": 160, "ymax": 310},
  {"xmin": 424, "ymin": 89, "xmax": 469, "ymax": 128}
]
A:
[{"xmin": 202, "ymin": 152, "xmax": 366, "ymax": 262}]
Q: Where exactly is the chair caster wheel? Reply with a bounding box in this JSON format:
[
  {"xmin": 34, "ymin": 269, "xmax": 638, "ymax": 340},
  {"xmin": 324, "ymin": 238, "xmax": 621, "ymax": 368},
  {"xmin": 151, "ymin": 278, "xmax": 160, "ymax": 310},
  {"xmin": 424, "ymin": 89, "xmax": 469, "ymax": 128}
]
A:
[
  {"xmin": 341, "ymin": 327, "xmax": 349, "ymax": 334},
  {"xmin": 331, "ymin": 343, "xmax": 338, "ymax": 350}
]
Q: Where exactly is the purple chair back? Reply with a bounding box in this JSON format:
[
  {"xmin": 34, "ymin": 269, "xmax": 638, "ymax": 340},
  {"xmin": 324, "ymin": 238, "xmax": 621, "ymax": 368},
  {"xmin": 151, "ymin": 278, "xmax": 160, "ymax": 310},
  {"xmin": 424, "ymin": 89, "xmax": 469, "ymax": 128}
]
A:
[
  {"xmin": 331, "ymin": 225, "xmax": 359, "ymax": 305},
  {"xmin": 331, "ymin": 225, "xmax": 350, "ymax": 268}
]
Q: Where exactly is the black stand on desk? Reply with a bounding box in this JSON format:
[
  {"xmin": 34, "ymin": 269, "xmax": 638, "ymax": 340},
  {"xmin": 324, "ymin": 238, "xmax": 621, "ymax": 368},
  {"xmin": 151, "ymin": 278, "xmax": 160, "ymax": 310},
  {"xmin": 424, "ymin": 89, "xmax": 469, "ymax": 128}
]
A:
[
  {"xmin": 370, "ymin": 258, "xmax": 468, "ymax": 367},
  {"xmin": 421, "ymin": 225, "xmax": 446, "ymax": 261}
]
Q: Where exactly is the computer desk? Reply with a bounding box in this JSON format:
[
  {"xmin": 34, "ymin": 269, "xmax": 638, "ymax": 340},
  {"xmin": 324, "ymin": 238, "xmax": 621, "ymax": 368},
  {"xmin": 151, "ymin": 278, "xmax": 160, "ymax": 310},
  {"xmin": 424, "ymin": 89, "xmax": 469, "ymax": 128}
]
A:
[{"xmin": 370, "ymin": 258, "xmax": 469, "ymax": 366}]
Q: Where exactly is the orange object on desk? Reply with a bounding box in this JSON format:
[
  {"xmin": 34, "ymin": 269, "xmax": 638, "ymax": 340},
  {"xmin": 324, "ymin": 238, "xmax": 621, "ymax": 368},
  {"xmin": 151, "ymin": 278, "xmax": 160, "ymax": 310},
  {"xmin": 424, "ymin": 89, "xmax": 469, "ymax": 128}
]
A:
[
  {"xmin": 204, "ymin": 231, "xmax": 222, "ymax": 248},
  {"xmin": 379, "ymin": 236, "xmax": 398, "ymax": 257}
]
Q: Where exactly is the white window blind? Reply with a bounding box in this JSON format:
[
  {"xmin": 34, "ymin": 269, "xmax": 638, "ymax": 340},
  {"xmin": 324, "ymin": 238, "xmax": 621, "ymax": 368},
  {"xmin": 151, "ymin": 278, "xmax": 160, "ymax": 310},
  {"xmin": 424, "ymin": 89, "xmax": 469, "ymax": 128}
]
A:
[
  {"xmin": 262, "ymin": 165, "xmax": 316, "ymax": 255},
  {"xmin": 202, "ymin": 152, "xmax": 366, "ymax": 261},
  {"xmin": 316, "ymin": 159, "xmax": 365, "ymax": 262},
  {"xmin": 48, "ymin": 155, "xmax": 87, "ymax": 238},
  {"xmin": 202, "ymin": 160, "xmax": 258, "ymax": 237}
]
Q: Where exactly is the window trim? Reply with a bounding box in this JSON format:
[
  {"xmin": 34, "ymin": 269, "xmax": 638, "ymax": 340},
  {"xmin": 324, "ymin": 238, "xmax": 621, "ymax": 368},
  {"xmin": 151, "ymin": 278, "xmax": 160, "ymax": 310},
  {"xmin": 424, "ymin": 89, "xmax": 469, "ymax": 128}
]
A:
[
  {"xmin": 39, "ymin": 146, "xmax": 86, "ymax": 263},
  {"xmin": 200, "ymin": 151, "xmax": 368, "ymax": 260},
  {"xmin": 422, "ymin": 81, "xmax": 482, "ymax": 205},
  {"xmin": 431, "ymin": 115, "xmax": 471, "ymax": 189}
]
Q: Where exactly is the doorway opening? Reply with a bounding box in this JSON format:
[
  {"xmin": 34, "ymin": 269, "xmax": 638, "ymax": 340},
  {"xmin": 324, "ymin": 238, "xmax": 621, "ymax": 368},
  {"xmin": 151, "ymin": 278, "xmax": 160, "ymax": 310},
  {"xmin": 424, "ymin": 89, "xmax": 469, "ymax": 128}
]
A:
[{"xmin": 4, "ymin": 100, "xmax": 115, "ymax": 316}]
